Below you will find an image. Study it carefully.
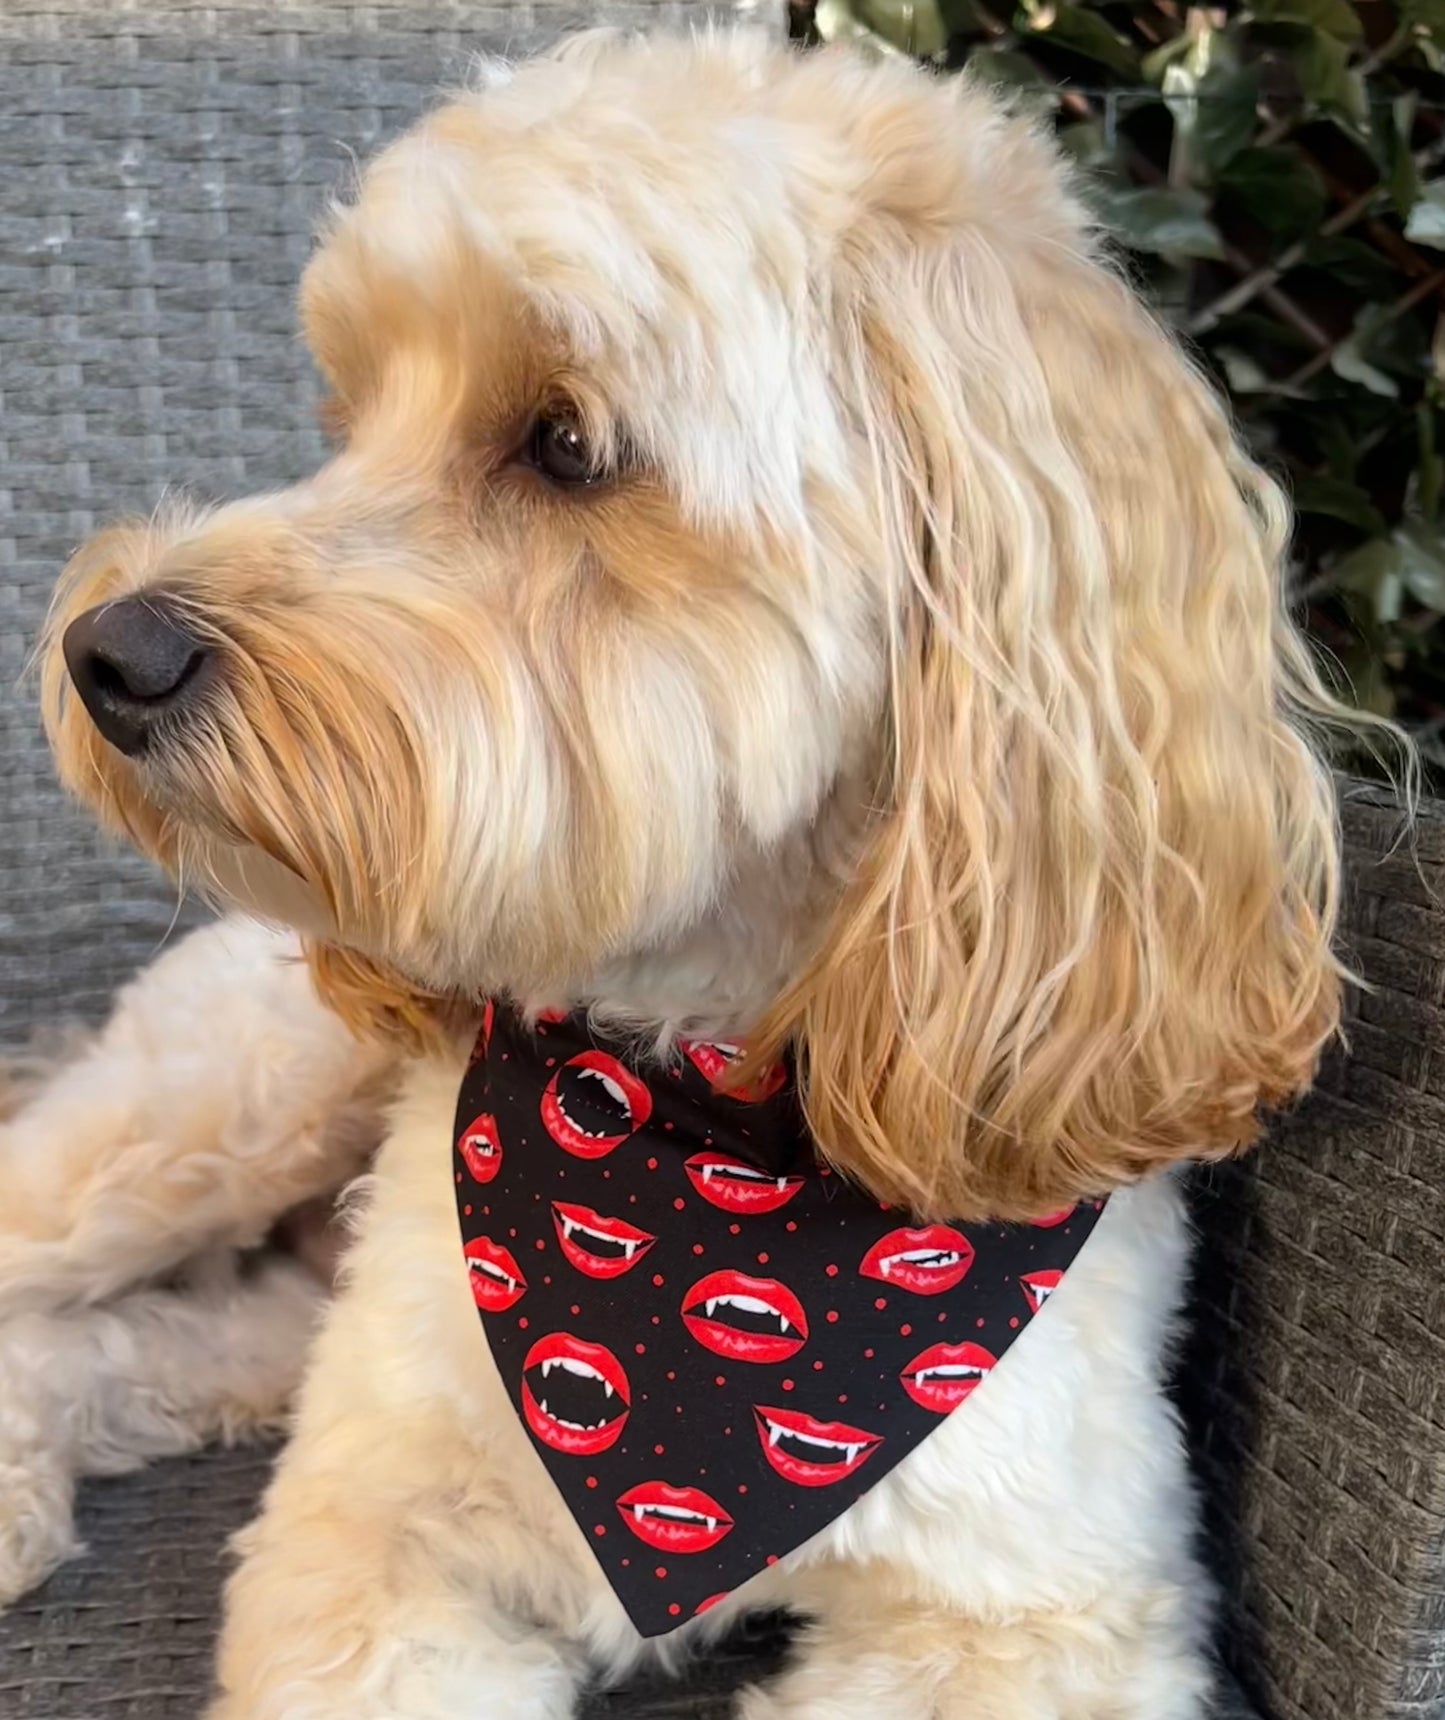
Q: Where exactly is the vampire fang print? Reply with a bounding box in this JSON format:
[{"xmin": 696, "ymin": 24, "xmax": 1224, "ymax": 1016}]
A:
[
  {"xmin": 859, "ymin": 1225, "xmax": 975, "ymax": 1295},
  {"xmin": 681, "ymin": 1270, "xmax": 809, "ymax": 1363},
  {"xmin": 617, "ymin": 1482, "xmax": 735, "ymax": 1553},
  {"xmin": 899, "ymin": 1341, "xmax": 997, "ymax": 1413},
  {"xmin": 753, "ymin": 1405, "xmax": 883, "ymax": 1487},
  {"xmin": 464, "ymin": 1237, "xmax": 528, "ymax": 1312},
  {"xmin": 684, "ymin": 1151, "xmax": 804, "ymax": 1214},
  {"xmin": 520, "ymin": 1333, "xmax": 631, "ymax": 1456},
  {"xmin": 680, "ymin": 1038, "xmax": 788, "ymax": 1103},
  {"xmin": 455, "ymin": 1004, "xmax": 1107, "ymax": 1637},
  {"xmin": 1021, "ymin": 1269, "xmax": 1065, "ymax": 1313},
  {"xmin": 553, "ymin": 1201, "xmax": 657, "ymax": 1279},
  {"xmin": 541, "ymin": 1050, "xmax": 653, "ymax": 1158},
  {"xmin": 458, "ymin": 1112, "xmax": 503, "ymax": 1183}
]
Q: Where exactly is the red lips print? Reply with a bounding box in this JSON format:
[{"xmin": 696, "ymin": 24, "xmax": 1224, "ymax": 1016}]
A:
[
  {"xmin": 541, "ymin": 1051, "xmax": 653, "ymax": 1159},
  {"xmin": 451, "ymin": 999, "xmax": 1113, "ymax": 1642},
  {"xmin": 1020, "ymin": 1269, "xmax": 1065, "ymax": 1314},
  {"xmin": 458, "ymin": 1112, "xmax": 503, "ymax": 1184},
  {"xmin": 680, "ymin": 1039, "xmax": 787, "ymax": 1104},
  {"xmin": 616, "ymin": 1482, "xmax": 734, "ymax": 1553},
  {"xmin": 859, "ymin": 1225, "xmax": 975, "ymax": 1296},
  {"xmin": 683, "ymin": 1152, "xmax": 804, "ymax": 1215},
  {"xmin": 899, "ymin": 1341, "xmax": 997, "ymax": 1413},
  {"xmin": 463, "ymin": 1237, "xmax": 528, "ymax": 1313},
  {"xmin": 552, "ymin": 1201, "xmax": 657, "ymax": 1280},
  {"xmin": 753, "ymin": 1405, "xmax": 883, "ymax": 1488},
  {"xmin": 680, "ymin": 1270, "xmax": 808, "ymax": 1364},
  {"xmin": 1031, "ymin": 1205, "xmax": 1077, "ymax": 1229},
  {"xmin": 520, "ymin": 1334, "xmax": 631, "ymax": 1456}
]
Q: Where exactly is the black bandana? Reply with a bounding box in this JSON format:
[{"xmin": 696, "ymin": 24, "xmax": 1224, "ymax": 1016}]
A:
[{"xmin": 452, "ymin": 1004, "xmax": 1106, "ymax": 1637}]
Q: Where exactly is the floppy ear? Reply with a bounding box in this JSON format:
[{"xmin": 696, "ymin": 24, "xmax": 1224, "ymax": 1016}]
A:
[{"xmin": 753, "ymin": 86, "xmax": 1346, "ymax": 1222}]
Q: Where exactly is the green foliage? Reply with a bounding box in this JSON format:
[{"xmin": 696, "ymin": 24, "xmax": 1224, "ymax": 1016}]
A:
[{"xmin": 792, "ymin": 0, "xmax": 1445, "ymax": 780}]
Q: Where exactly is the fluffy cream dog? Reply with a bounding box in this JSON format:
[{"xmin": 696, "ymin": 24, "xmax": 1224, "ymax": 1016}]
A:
[{"xmin": 21, "ymin": 25, "xmax": 1350, "ymax": 1718}]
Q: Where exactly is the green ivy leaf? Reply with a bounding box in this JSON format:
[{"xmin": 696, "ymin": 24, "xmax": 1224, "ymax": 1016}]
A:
[
  {"xmin": 968, "ymin": 46, "xmax": 1051, "ymax": 90},
  {"xmin": 1293, "ymin": 474, "xmax": 1390, "ymax": 534},
  {"xmin": 1300, "ymin": 234, "xmax": 1405, "ymax": 297},
  {"xmin": 1330, "ymin": 538, "xmax": 1406, "ymax": 623},
  {"xmin": 1405, "ymin": 182, "xmax": 1445, "ymax": 251},
  {"xmin": 1210, "ymin": 310, "xmax": 1319, "ymax": 357},
  {"xmin": 1294, "ymin": 27, "xmax": 1366, "ymax": 118},
  {"xmin": 1343, "ymin": 301, "xmax": 1431, "ymax": 383},
  {"xmin": 1312, "ymin": 413, "xmax": 1364, "ymax": 480},
  {"xmin": 1398, "ymin": 519, "xmax": 1445, "ymax": 609},
  {"xmin": 1402, "ymin": 0, "xmax": 1445, "ymax": 39},
  {"xmin": 1056, "ymin": 117, "xmax": 1114, "ymax": 169},
  {"xmin": 1015, "ymin": 3, "xmax": 1141, "ymax": 80},
  {"xmin": 1369, "ymin": 93, "xmax": 1421, "ymax": 218},
  {"xmin": 1332, "ymin": 637, "xmax": 1398, "ymax": 716},
  {"xmin": 1142, "ymin": 35, "xmax": 1193, "ymax": 83},
  {"xmin": 1419, "ymin": 405, "xmax": 1443, "ymax": 521},
  {"xmin": 1217, "ymin": 147, "xmax": 1328, "ymax": 242},
  {"xmin": 1249, "ymin": 0, "xmax": 1363, "ymax": 42},
  {"xmin": 1094, "ymin": 186, "xmax": 1225, "ymax": 260},
  {"xmin": 936, "ymin": 0, "xmax": 984, "ymax": 35},
  {"xmin": 1416, "ymin": 33, "xmax": 1445, "ymax": 71},
  {"xmin": 1218, "ymin": 347, "xmax": 1275, "ymax": 393},
  {"xmin": 1191, "ymin": 64, "xmax": 1262, "ymax": 175},
  {"xmin": 853, "ymin": 0, "xmax": 949, "ymax": 58},
  {"xmin": 814, "ymin": 0, "xmax": 911, "ymax": 56},
  {"xmin": 1332, "ymin": 331, "xmax": 1402, "ymax": 397}
]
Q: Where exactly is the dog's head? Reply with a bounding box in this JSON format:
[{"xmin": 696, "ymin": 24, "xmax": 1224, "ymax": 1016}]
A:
[{"xmin": 45, "ymin": 30, "xmax": 1348, "ymax": 1218}]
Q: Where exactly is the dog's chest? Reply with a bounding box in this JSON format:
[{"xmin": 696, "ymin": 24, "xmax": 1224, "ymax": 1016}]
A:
[{"xmin": 451, "ymin": 1005, "xmax": 1106, "ymax": 1636}]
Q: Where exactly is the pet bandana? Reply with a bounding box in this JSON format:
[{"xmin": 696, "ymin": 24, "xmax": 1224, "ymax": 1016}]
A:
[{"xmin": 452, "ymin": 1003, "xmax": 1107, "ymax": 1636}]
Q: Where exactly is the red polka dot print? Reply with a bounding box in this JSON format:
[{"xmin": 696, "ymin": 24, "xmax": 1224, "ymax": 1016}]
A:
[{"xmin": 454, "ymin": 1003, "xmax": 1106, "ymax": 1640}]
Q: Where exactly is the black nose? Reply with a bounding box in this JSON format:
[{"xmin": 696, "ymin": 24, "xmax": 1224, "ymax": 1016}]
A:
[{"xmin": 62, "ymin": 595, "xmax": 214, "ymax": 758}]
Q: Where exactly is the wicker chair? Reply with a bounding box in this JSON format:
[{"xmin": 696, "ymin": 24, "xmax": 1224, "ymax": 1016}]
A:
[
  {"xmin": 0, "ymin": 4, "xmax": 1440, "ymax": 1716},
  {"xmin": 1183, "ymin": 783, "xmax": 1445, "ymax": 1720}
]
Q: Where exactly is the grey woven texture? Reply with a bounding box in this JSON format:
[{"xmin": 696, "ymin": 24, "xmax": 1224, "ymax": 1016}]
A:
[
  {"xmin": 0, "ymin": 0, "xmax": 779, "ymax": 1048},
  {"xmin": 0, "ymin": 1447, "xmax": 277, "ymax": 1720},
  {"xmin": 1184, "ymin": 783, "xmax": 1445, "ymax": 1720},
  {"xmin": 0, "ymin": 1444, "xmax": 797, "ymax": 1720}
]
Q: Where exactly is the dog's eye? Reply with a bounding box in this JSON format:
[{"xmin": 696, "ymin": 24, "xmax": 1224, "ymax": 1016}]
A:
[{"xmin": 525, "ymin": 413, "xmax": 605, "ymax": 487}]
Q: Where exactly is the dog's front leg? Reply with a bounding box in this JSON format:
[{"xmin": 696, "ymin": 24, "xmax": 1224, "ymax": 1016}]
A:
[
  {"xmin": 210, "ymin": 1443, "xmax": 598, "ymax": 1720},
  {"xmin": 0, "ymin": 916, "xmax": 395, "ymax": 1315},
  {"xmin": 207, "ymin": 1062, "xmax": 627, "ymax": 1720},
  {"xmin": 0, "ymin": 1255, "xmax": 322, "ymax": 1609},
  {"xmin": 734, "ymin": 1562, "xmax": 1211, "ymax": 1720}
]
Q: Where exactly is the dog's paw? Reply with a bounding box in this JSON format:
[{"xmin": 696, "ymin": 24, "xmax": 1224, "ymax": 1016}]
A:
[{"xmin": 0, "ymin": 1449, "xmax": 80, "ymax": 1612}]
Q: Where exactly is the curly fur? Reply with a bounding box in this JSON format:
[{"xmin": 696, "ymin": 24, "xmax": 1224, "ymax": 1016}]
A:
[{"xmin": 15, "ymin": 26, "xmax": 1360, "ymax": 1718}]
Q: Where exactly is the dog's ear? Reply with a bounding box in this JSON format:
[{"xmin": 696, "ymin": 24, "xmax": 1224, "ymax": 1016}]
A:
[
  {"xmin": 303, "ymin": 940, "xmax": 467, "ymax": 1054},
  {"xmin": 753, "ymin": 92, "xmax": 1347, "ymax": 1221}
]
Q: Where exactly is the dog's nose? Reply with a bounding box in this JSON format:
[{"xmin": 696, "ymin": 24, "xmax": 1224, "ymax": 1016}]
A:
[{"xmin": 62, "ymin": 595, "xmax": 213, "ymax": 758}]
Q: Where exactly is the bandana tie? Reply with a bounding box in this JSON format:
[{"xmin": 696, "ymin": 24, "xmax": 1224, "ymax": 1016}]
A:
[{"xmin": 453, "ymin": 1003, "xmax": 1106, "ymax": 1636}]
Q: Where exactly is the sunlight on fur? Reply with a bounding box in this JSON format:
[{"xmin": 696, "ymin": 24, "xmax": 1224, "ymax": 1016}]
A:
[
  {"xmin": 45, "ymin": 32, "xmax": 1354, "ymax": 1222},
  {"xmin": 20, "ymin": 26, "xmax": 1395, "ymax": 1719}
]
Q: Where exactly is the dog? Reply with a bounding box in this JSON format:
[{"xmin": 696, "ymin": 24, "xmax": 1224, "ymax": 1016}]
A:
[{"xmin": 15, "ymin": 25, "xmax": 1352, "ymax": 1718}]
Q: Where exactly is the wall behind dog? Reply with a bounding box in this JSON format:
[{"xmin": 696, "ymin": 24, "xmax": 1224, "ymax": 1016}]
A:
[{"xmin": 0, "ymin": 0, "xmax": 781, "ymax": 1047}]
